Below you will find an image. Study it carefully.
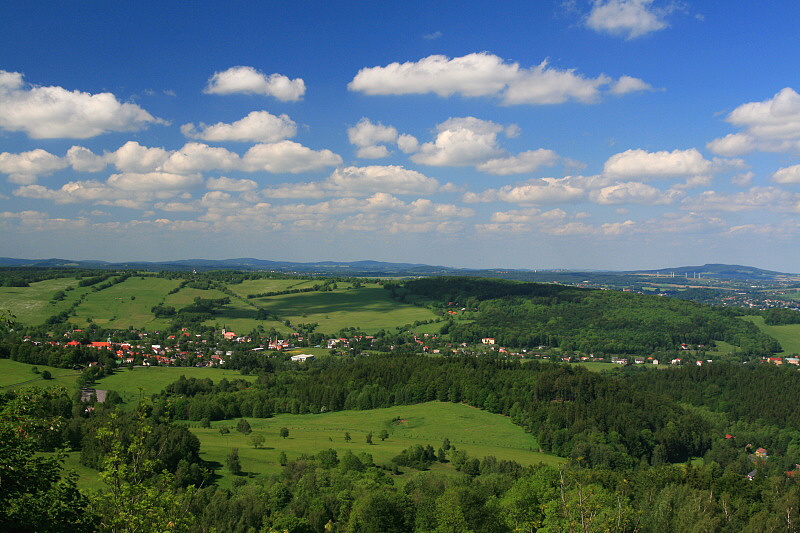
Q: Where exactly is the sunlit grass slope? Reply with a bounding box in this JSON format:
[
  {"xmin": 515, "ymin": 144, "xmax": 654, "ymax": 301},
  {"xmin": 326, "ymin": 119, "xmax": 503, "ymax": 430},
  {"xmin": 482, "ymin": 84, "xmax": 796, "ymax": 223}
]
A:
[{"xmin": 189, "ymin": 401, "xmax": 560, "ymax": 489}]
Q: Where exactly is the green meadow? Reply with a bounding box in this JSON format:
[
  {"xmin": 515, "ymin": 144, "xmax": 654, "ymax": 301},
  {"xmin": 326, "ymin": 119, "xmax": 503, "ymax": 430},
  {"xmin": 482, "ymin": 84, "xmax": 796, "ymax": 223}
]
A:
[
  {"xmin": 744, "ymin": 315, "xmax": 800, "ymax": 355},
  {"xmin": 70, "ymin": 276, "xmax": 182, "ymax": 329},
  {"xmin": 94, "ymin": 366, "xmax": 257, "ymax": 406},
  {"xmin": 0, "ymin": 358, "xmax": 82, "ymax": 392},
  {"xmin": 204, "ymin": 296, "xmax": 287, "ymax": 334},
  {"xmin": 164, "ymin": 286, "xmax": 231, "ymax": 306},
  {"xmin": 251, "ymin": 285, "xmax": 438, "ymax": 334},
  {"xmin": 2, "ymin": 276, "xmax": 439, "ymax": 335},
  {"xmin": 707, "ymin": 340, "xmax": 737, "ymax": 356},
  {"xmin": 187, "ymin": 401, "xmax": 560, "ymax": 489},
  {"xmin": 0, "ymin": 277, "xmax": 83, "ymax": 325},
  {"xmin": 226, "ymin": 278, "xmax": 317, "ymax": 298}
]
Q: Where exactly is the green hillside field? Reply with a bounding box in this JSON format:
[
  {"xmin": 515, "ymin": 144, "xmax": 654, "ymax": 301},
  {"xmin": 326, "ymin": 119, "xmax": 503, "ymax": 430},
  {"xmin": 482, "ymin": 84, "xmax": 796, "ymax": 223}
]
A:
[
  {"xmin": 2, "ymin": 275, "xmax": 438, "ymax": 335},
  {"xmin": 0, "ymin": 277, "xmax": 85, "ymax": 325},
  {"xmin": 250, "ymin": 284, "xmax": 437, "ymax": 334},
  {"xmin": 743, "ymin": 315, "xmax": 800, "ymax": 355},
  {"xmin": 94, "ymin": 366, "xmax": 257, "ymax": 406},
  {"xmin": 0, "ymin": 358, "xmax": 82, "ymax": 392},
  {"xmin": 186, "ymin": 401, "xmax": 560, "ymax": 489},
  {"xmin": 69, "ymin": 276, "xmax": 181, "ymax": 329}
]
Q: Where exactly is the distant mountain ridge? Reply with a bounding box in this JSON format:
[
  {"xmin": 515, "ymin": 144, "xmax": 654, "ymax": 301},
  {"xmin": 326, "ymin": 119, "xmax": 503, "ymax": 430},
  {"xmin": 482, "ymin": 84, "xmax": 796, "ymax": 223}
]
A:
[
  {"xmin": 0, "ymin": 257, "xmax": 794, "ymax": 280},
  {"xmin": 0, "ymin": 257, "xmax": 464, "ymax": 275},
  {"xmin": 630, "ymin": 263, "xmax": 790, "ymax": 280}
]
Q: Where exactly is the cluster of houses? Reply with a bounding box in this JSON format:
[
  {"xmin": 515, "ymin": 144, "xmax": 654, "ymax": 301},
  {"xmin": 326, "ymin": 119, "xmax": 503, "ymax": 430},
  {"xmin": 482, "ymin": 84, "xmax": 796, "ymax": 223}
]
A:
[{"xmin": 763, "ymin": 356, "xmax": 800, "ymax": 366}]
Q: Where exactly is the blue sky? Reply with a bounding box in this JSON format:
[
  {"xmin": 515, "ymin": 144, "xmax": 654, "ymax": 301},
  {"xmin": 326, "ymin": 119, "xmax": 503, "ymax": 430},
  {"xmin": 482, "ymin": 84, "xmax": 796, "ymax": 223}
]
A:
[{"xmin": 2, "ymin": 1, "xmax": 800, "ymax": 271}]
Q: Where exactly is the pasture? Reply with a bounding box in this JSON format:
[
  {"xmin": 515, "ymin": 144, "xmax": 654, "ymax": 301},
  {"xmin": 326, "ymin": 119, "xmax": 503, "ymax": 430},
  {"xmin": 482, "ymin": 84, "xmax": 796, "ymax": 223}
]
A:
[
  {"xmin": 70, "ymin": 276, "xmax": 181, "ymax": 329},
  {"xmin": 188, "ymin": 401, "xmax": 559, "ymax": 489},
  {"xmin": 743, "ymin": 315, "xmax": 800, "ymax": 355},
  {"xmin": 204, "ymin": 296, "xmax": 287, "ymax": 334},
  {"xmin": 0, "ymin": 277, "xmax": 83, "ymax": 325},
  {"xmin": 250, "ymin": 285, "xmax": 438, "ymax": 334},
  {"xmin": 0, "ymin": 358, "xmax": 82, "ymax": 392},
  {"xmin": 94, "ymin": 366, "xmax": 257, "ymax": 406},
  {"xmin": 226, "ymin": 278, "xmax": 317, "ymax": 298},
  {"xmin": 2, "ymin": 275, "xmax": 439, "ymax": 335}
]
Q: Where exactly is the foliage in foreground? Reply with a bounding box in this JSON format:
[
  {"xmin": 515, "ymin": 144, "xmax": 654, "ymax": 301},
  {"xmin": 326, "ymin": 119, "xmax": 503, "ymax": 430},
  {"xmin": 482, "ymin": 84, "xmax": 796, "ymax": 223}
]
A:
[{"xmin": 0, "ymin": 388, "xmax": 96, "ymax": 532}]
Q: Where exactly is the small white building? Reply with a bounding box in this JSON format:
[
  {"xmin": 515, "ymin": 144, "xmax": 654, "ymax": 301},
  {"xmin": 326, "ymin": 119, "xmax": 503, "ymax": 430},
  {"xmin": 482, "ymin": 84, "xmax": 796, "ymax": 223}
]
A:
[{"xmin": 290, "ymin": 353, "xmax": 315, "ymax": 362}]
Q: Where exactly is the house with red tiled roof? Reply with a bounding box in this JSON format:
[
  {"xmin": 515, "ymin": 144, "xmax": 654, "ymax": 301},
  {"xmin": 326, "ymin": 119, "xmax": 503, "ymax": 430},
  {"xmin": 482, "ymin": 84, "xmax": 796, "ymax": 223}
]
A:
[{"xmin": 89, "ymin": 342, "xmax": 112, "ymax": 350}]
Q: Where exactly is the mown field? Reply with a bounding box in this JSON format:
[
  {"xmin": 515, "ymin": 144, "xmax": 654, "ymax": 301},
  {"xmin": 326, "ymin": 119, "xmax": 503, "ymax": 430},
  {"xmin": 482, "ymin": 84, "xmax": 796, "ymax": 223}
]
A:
[
  {"xmin": 0, "ymin": 277, "xmax": 84, "ymax": 325},
  {"xmin": 251, "ymin": 284, "xmax": 437, "ymax": 334},
  {"xmin": 186, "ymin": 401, "xmax": 559, "ymax": 489},
  {"xmin": 1, "ymin": 276, "xmax": 438, "ymax": 335},
  {"xmin": 94, "ymin": 366, "xmax": 257, "ymax": 406},
  {"xmin": 70, "ymin": 276, "xmax": 181, "ymax": 329},
  {"xmin": 744, "ymin": 315, "xmax": 800, "ymax": 355},
  {"xmin": 226, "ymin": 278, "xmax": 318, "ymax": 298},
  {"xmin": 0, "ymin": 358, "xmax": 82, "ymax": 392}
]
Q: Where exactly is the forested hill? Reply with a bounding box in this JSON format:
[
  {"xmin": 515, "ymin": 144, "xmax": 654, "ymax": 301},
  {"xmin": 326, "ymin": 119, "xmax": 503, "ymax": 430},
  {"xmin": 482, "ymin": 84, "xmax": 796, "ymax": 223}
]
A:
[
  {"xmin": 396, "ymin": 277, "xmax": 780, "ymax": 356},
  {"xmin": 163, "ymin": 354, "xmax": 710, "ymax": 466}
]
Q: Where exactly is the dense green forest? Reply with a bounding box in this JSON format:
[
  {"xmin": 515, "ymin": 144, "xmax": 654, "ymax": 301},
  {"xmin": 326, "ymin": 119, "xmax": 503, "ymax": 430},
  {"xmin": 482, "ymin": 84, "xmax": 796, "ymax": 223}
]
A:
[
  {"xmin": 397, "ymin": 277, "xmax": 780, "ymax": 356},
  {"xmin": 158, "ymin": 355, "xmax": 709, "ymax": 465},
  {"xmin": 6, "ymin": 356, "xmax": 800, "ymax": 532}
]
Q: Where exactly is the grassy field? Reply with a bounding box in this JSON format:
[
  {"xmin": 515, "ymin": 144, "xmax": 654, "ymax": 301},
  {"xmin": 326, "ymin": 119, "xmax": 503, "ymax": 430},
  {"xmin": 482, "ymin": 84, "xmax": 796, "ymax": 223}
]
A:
[
  {"xmin": 574, "ymin": 361, "xmax": 623, "ymax": 373},
  {"xmin": 94, "ymin": 366, "xmax": 257, "ymax": 406},
  {"xmin": 0, "ymin": 277, "xmax": 83, "ymax": 325},
  {"xmin": 164, "ymin": 286, "xmax": 231, "ymax": 307},
  {"xmin": 188, "ymin": 401, "xmax": 559, "ymax": 489},
  {"xmin": 226, "ymin": 278, "xmax": 317, "ymax": 298},
  {"xmin": 251, "ymin": 285, "xmax": 437, "ymax": 335},
  {"xmin": 707, "ymin": 340, "xmax": 737, "ymax": 356},
  {"xmin": 204, "ymin": 296, "xmax": 287, "ymax": 334},
  {"xmin": 0, "ymin": 358, "xmax": 82, "ymax": 392},
  {"xmin": 743, "ymin": 315, "xmax": 800, "ymax": 355},
  {"xmin": 56, "ymin": 452, "xmax": 102, "ymax": 492},
  {"xmin": 2, "ymin": 276, "xmax": 438, "ymax": 334},
  {"xmin": 70, "ymin": 276, "xmax": 181, "ymax": 329}
]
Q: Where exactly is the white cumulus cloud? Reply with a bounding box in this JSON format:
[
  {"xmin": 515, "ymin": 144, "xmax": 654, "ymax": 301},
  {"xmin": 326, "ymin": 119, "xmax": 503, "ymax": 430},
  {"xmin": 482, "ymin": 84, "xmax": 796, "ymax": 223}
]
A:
[
  {"xmin": 206, "ymin": 176, "xmax": 259, "ymax": 192},
  {"xmin": 0, "ymin": 149, "xmax": 67, "ymax": 184},
  {"xmin": 0, "ymin": 70, "xmax": 165, "ymax": 139},
  {"xmin": 348, "ymin": 53, "xmax": 650, "ymax": 105},
  {"xmin": 464, "ymin": 178, "xmax": 586, "ymax": 205},
  {"xmin": 708, "ymin": 88, "xmax": 800, "ymax": 155},
  {"xmin": 681, "ymin": 186, "xmax": 795, "ymax": 212},
  {"xmin": 411, "ymin": 117, "xmax": 507, "ymax": 166},
  {"xmin": 204, "ymin": 66, "xmax": 305, "ymax": 101},
  {"xmin": 585, "ymin": 0, "xmax": 670, "ymax": 39},
  {"xmin": 476, "ymin": 149, "xmax": 560, "ymax": 175},
  {"xmin": 263, "ymin": 165, "xmax": 441, "ymax": 199},
  {"xmin": 348, "ymin": 118, "xmax": 400, "ymax": 158},
  {"xmin": 773, "ymin": 164, "xmax": 800, "ymax": 184},
  {"xmin": 241, "ymin": 141, "xmax": 342, "ymax": 174},
  {"xmin": 66, "ymin": 146, "xmax": 107, "ymax": 173},
  {"xmin": 161, "ymin": 143, "xmax": 241, "ymax": 174},
  {"xmin": 108, "ymin": 141, "xmax": 171, "ymax": 173},
  {"xmin": 603, "ymin": 148, "xmax": 712, "ymax": 180},
  {"xmin": 590, "ymin": 181, "xmax": 682, "ymax": 205},
  {"xmin": 610, "ymin": 75, "xmax": 654, "ymax": 95},
  {"xmin": 106, "ymin": 172, "xmax": 204, "ymax": 192},
  {"xmin": 182, "ymin": 110, "xmax": 297, "ymax": 143}
]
